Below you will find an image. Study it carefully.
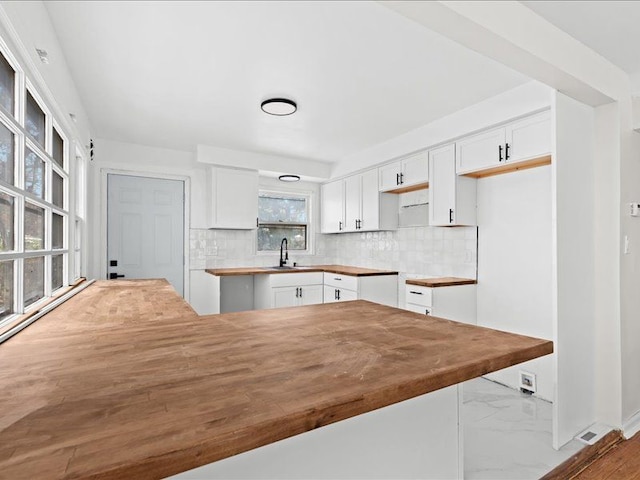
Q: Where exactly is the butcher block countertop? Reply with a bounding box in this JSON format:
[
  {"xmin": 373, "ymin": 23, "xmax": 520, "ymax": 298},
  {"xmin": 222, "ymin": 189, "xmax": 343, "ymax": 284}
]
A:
[
  {"xmin": 206, "ymin": 264, "xmax": 398, "ymax": 276},
  {"xmin": 0, "ymin": 279, "xmax": 552, "ymax": 480},
  {"xmin": 406, "ymin": 277, "xmax": 478, "ymax": 288}
]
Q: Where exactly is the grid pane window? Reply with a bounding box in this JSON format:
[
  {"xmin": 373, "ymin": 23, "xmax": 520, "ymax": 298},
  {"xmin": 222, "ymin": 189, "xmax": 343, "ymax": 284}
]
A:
[
  {"xmin": 25, "ymin": 148, "xmax": 45, "ymax": 198},
  {"xmin": 52, "ymin": 171, "xmax": 64, "ymax": 208},
  {"xmin": 52, "ymin": 254, "xmax": 63, "ymax": 291},
  {"xmin": 24, "ymin": 256, "xmax": 44, "ymax": 308},
  {"xmin": 0, "ymin": 192, "xmax": 14, "ymax": 252},
  {"xmin": 24, "ymin": 202, "xmax": 44, "ymax": 250},
  {"xmin": 52, "ymin": 213, "xmax": 63, "ymax": 249},
  {"xmin": 0, "ymin": 122, "xmax": 14, "ymax": 185},
  {"xmin": 0, "ymin": 260, "xmax": 13, "ymax": 319},
  {"xmin": 0, "ymin": 53, "xmax": 14, "ymax": 115},
  {"xmin": 26, "ymin": 91, "xmax": 45, "ymax": 147},
  {"xmin": 52, "ymin": 128, "xmax": 63, "ymax": 169},
  {"xmin": 257, "ymin": 194, "xmax": 308, "ymax": 251}
]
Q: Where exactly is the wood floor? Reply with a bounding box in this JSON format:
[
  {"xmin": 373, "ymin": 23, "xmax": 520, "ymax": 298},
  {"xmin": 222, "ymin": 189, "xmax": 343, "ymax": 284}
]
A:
[
  {"xmin": 573, "ymin": 432, "xmax": 640, "ymax": 479},
  {"xmin": 543, "ymin": 431, "xmax": 640, "ymax": 480}
]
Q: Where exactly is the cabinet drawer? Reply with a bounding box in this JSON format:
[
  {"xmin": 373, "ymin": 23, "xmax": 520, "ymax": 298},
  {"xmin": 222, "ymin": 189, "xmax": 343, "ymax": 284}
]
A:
[
  {"xmin": 270, "ymin": 272, "xmax": 323, "ymax": 287},
  {"xmin": 405, "ymin": 285, "xmax": 433, "ymax": 307},
  {"xmin": 323, "ymin": 272, "xmax": 358, "ymax": 291}
]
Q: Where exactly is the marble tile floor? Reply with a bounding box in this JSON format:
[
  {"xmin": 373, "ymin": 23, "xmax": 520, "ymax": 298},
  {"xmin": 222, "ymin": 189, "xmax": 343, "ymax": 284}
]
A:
[{"xmin": 463, "ymin": 377, "xmax": 584, "ymax": 479}]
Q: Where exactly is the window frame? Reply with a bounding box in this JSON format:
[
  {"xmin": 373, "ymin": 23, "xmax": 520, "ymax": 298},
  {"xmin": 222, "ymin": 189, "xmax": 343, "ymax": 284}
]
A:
[
  {"xmin": 0, "ymin": 41, "xmax": 77, "ymax": 329},
  {"xmin": 256, "ymin": 189, "xmax": 313, "ymax": 256}
]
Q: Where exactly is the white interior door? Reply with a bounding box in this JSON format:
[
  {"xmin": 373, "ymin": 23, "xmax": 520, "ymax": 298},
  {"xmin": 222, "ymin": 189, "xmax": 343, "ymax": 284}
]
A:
[{"xmin": 107, "ymin": 174, "xmax": 184, "ymax": 295}]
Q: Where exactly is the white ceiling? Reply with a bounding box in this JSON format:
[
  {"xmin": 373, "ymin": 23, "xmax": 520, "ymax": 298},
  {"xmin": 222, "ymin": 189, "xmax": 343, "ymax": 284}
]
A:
[
  {"xmin": 522, "ymin": 1, "xmax": 640, "ymax": 75},
  {"xmin": 44, "ymin": 1, "xmax": 528, "ymax": 164}
]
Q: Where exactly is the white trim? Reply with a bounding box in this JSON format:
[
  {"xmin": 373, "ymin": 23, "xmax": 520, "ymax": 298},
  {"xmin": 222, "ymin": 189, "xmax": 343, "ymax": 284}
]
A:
[
  {"xmin": 623, "ymin": 410, "xmax": 640, "ymax": 439},
  {"xmin": 99, "ymin": 168, "xmax": 190, "ymax": 299}
]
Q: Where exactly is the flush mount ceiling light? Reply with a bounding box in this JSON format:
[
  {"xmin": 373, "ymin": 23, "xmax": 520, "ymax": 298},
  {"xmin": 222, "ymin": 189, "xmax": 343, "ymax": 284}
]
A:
[
  {"xmin": 278, "ymin": 174, "xmax": 300, "ymax": 182},
  {"xmin": 261, "ymin": 98, "xmax": 297, "ymax": 116}
]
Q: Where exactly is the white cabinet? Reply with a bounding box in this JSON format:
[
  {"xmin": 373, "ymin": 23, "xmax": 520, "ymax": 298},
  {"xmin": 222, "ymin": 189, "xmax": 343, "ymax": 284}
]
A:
[
  {"xmin": 456, "ymin": 110, "xmax": 551, "ymax": 176},
  {"xmin": 323, "ymin": 272, "xmax": 397, "ymax": 307},
  {"xmin": 404, "ymin": 283, "xmax": 476, "ymax": 325},
  {"xmin": 321, "ymin": 180, "xmax": 344, "ymax": 233},
  {"xmin": 209, "ymin": 167, "xmax": 258, "ymax": 229},
  {"xmin": 321, "ymin": 169, "xmax": 398, "ymax": 234},
  {"xmin": 379, "ymin": 151, "xmax": 429, "ymax": 192},
  {"xmin": 428, "ymin": 143, "xmax": 476, "ymax": 226},
  {"xmin": 273, "ymin": 284, "xmax": 324, "ymax": 308},
  {"xmin": 254, "ymin": 272, "xmax": 324, "ymax": 310}
]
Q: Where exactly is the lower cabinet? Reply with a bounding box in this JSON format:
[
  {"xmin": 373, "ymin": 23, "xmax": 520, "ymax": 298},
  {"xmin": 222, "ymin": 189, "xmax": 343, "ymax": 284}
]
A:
[
  {"xmin": 404, "ymin": 283, "xmax": 476, "ymax": 325},
  {"xmin": 273, "ymin": 285, "xmax": 324, "ymax": 308},
  {"xmin": 323, "ymin": 272, "xmax": 398, "ymax": 307},
  {"xmin": 254, "ymin": 273, "xmax": 324, "ymax": 310}
]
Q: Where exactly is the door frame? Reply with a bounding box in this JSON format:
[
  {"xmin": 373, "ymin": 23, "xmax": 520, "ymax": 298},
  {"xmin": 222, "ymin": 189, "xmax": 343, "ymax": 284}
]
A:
[{"xmin": 100, "ymin": 168, "xmax": 191, "ymax": 299}]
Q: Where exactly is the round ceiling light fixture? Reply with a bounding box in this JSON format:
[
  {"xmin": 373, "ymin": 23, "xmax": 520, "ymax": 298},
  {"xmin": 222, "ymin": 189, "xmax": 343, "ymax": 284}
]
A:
[
  {"xmin": 261, "ymin": 98, "xmax": 297, "ymax": 116},
  {"xmin": 278, "ymin": 174, "xmax": 301, "ymax": 182}
]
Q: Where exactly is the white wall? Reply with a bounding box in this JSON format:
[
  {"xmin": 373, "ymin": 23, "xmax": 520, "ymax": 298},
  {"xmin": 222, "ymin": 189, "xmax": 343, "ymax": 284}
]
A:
[
  {"xmin": 552, "ymin": 92, "xmax": 597, "ymax": 448},
  {"xmin": 476, "ymin": 166, "xmax": 553, "ymax": 401}
]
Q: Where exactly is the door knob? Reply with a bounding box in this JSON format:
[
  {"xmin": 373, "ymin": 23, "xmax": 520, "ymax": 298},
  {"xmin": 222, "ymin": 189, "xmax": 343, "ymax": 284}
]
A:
[{"xmin": 109, "ymin": 272, "xmax": 125, "ymax": 280}]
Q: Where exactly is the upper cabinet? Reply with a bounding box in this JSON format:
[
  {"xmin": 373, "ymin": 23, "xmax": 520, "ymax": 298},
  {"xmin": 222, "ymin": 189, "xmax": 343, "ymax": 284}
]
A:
[
  {"xmin": 379, "ymin": 151, "xmax": 429, "ymax": 192},
  {"xmin": 321, "ymin": 169, "xmax": 398, "ymax": 234},
  {"xmin": 429, "ymin": 144, "xmax": 476, "ymax": 226},
  {"xmin": 456, "ymin": 110, "xmax": 551, "ymax": 176},
  {"xmin": 209, "ymin": 166, "xmax": 258, "ymax": 229}
]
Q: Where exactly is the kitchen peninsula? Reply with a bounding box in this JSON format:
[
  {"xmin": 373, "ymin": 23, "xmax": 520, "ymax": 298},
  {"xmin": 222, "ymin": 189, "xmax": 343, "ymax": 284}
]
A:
[{"xmin": 0, "ymin": 279, "xmax": 552, "ymax": 479}]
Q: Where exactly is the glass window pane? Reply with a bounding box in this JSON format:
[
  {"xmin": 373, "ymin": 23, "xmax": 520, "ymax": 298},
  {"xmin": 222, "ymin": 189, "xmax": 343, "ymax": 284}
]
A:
[
  {"xmin": 0, "ymin": 122, "xmax": 14, "ymax": 185},
  {"xmin": 257, "ymin": 225, "xmax": 306, "ymax": 251},
  {"xmin": 24, "ymin": 202, "xmax": 44, "ymax": 250},
  {"xmin": 0, "ymin": 260, "xmax": 13, "ymax": 319},
  {"xmin": 24, "ymin": 256, "xmax": 44, "ymax": 308},
  {"xmin": 0, "ymin": 192, "xmax": 14, "ymax": 252},
  {"xmin": 52, "ymin": 254, "xmax": 63, "ymax": 291},
  {"xmin": 0, "ymin": 53, "xmax": 14, "ymax": 115},
  {"xmin": 52, "ymin": 128, "xmax": 63, "ymax": 168},
  {"xmin": 52, "ymin": 213, "xmax": 64, "ymax": 249},
  {"xmin": 26, "ymin": 91, "xmax": 45, "ymax": 147},
  {"xmin": 52, "ymin": 171, "xmax": 64, "ymax": 208},
  {"xmin": 258, "ymin": 195, "xmax": 307, "ymax": 223},
  {"xmin": 25, "ymin": 148, "xmax": 45, "ymax": 198}
]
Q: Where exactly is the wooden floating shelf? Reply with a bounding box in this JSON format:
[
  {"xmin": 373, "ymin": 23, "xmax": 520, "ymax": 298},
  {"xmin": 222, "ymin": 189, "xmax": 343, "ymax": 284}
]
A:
[
  {"xmin": 386, "ymin": 181, "xmax": 429, "ymax": 194},
  {"xmin": 462, "ymin": 155, "xmax": 552, "ymax": 179}
]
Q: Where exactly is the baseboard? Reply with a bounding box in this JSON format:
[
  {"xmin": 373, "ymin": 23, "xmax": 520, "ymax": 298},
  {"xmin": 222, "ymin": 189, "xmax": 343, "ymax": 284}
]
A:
[{"xmin": 623, "ymin": 409, "xmax": 640, "ymax": 439}]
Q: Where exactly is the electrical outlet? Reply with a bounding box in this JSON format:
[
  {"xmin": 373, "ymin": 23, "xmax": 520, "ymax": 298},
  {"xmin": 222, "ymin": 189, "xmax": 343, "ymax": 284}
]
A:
[
  {"xmin": 630, "ymin": 203, "xmax": 640, "ymax": 217},
  {"xmin": 519, "ymin": 371, "xmax": 537, "ymax": 395}
]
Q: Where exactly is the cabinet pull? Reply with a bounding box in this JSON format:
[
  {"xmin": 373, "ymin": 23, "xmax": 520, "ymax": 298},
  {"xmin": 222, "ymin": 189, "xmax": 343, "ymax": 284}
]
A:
[
  {"xmin": 425, "ymin": 308, "xmax": 431, "ymax": 315},
  {"xmin": 337, "ymin": 289, "xmax": 341, "ymax": 300},
  {"xmin": 334, "ymin": 288, "xmax": 338, "ymax": 300},
  {"xmin": 339, "ymin": 221, "xmax": 342, "ymax": 231},
  {"xmin": 449, "ymin": 208, "xmax": 453, "ymax": 224},
  {"xmin": 334, "ymin": 277, "xmax": 342, "ymax": 281},
  {"xmin": 498, "ymin": 144, "xmax": 503, "ymax": 162},
  {"xmin": 409, "ymin": 291, "xmax": 423, "ymax": 295},
  {"xmin": 505, "ymin": 142, "xmax": 510, "ymax": 160},
  {"xmin": 396, "ymin": 173, "xmax": 400, "ymax": 185},
  {"xmin": 299, "ymin": 287, "xmax": 302, "ymax": 298},
  {"xmin": 295, "ymin": 287, "xmax": 299, "ymax": 298},
  {"xmin": 400, "ymin": 172, "xmax": 404, "ymax": 184},
  {"xmin": 256, "ymin": 217, "xmax": 259, "ymax": 227}
]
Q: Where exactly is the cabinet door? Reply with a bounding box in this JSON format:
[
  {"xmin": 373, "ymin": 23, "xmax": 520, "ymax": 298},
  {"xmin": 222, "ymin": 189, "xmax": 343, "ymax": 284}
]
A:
[
  {"xmin": 401, "ymin": 151, "xmax": 429, "ymax": 187},
  {"xmin": 299, "ymin": 284, "xmax": 324, "ymax": 306},
  {"xmin": 378, "ymin": 161, "xmax": 402, "ymax": 192},
  {"xmin": 321, "ymin": 180, "xmax": 344, "ymax": 233},
  {"xmin": 360, "ymin": 169, "xmax": 380, "ymax": 231},
  {"xmin": 211, "ymin": 167, "xmax": 258, "ymax": 229},
  {"xmin": 336, "ymin": 288, "xmax": 358, "ymax": 302},
  {"xmin": 343, "ymin": 175, "xmax": 361, "ymax": 232},
  {"xmin": 505, "ymin": 110, "xmax": 551, "ymax": 163},
  {"xmin": 429, "ymin": 144, "xmax": 457, "ymax": 226},
  {"xmin": 455, "ymin": 127, "xmax": 505, "ymax": 175},
  {"xmin": 272, "ymin": 286, "xmax": 299, "ymax": 308},
  {"xmin": 323, "ymin": 285, "xmax": 339, "ymax": 303}
]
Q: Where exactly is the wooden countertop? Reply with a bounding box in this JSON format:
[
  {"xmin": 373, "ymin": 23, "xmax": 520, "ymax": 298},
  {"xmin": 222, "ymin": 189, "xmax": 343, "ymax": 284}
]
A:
[
  {"xmin": 406, "ymin": 277, "xmax": 477, "ymax": 288},
  {"xmin": 206, "ymin": 264, "xmax": 398, "ymax": 277},
  {"xmin": 0, "ymin": 279, "xmax": 552, "ymax": 480}
]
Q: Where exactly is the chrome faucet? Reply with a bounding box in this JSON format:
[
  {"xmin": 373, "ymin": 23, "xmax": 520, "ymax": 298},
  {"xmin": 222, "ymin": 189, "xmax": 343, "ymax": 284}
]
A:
[{"xmin": 279, "ymin": 237, "xmax": 289, "ymax": 267}]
